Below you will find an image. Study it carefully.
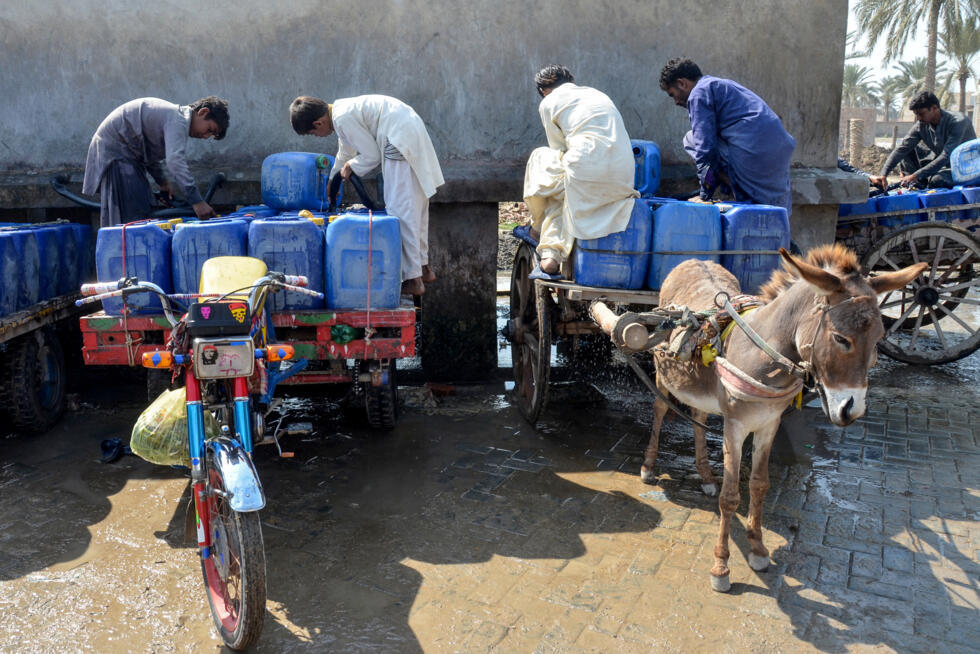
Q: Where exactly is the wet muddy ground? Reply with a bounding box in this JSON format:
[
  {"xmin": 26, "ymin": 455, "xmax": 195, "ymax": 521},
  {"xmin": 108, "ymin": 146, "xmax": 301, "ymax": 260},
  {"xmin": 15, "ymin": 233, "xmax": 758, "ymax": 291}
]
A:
[{"xmin": 1, "ymin": 310, "xmax": 979, "ymax": 652}]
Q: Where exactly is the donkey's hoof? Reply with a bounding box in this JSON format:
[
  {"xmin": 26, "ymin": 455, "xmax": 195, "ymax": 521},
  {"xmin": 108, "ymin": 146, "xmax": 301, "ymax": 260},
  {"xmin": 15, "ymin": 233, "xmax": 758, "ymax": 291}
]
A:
[
  {"xmin": 748, "ymin": 553, "xmax": 770, "ymax": 571},
  {"xmin": 640, "ymin": 467, "xmax": 656, "ymax": 484},
  {"xmin": 710, "ymin": 573, "xmax": 731, "ymax": 593},
  {"xmin": 701, "ymin": 482, "xmax": 719, "ymax": 497}
]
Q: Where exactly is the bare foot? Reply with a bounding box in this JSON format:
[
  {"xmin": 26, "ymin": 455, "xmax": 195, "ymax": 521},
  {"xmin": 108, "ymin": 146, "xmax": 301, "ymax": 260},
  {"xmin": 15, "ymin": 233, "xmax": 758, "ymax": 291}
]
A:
[
  {"xmin": 402, "ymin": 277, "xmax": 425, "ymax": 296},
  {"xmin": 422, "ymin": 265, "xmax": 436, "ymax": 283},
  {"xmin": 540, "ymin": 257, "xmax": 559, "ymax": 274}
]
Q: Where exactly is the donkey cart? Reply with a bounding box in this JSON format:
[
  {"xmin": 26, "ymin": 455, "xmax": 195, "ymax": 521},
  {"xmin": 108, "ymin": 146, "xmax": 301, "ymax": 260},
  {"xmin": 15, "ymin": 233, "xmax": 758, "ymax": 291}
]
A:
[
  {"xmin": 837, "ymin": 201, "xmax": 980, "ymax": 365},
  {"xmin": 505, "ymin": 199, "xmax": 980, "ymax": 427},
  {"xmin": 505, "ymin": 240, "xmax": 666, "ymax": 426}
]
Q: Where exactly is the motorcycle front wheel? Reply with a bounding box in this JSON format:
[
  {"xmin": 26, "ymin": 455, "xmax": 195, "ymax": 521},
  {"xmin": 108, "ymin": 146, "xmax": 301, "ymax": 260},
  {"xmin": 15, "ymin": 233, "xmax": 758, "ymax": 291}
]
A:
[{"xmin": 200, "ymin": 451, "xmax": 267, "ymax": 650}]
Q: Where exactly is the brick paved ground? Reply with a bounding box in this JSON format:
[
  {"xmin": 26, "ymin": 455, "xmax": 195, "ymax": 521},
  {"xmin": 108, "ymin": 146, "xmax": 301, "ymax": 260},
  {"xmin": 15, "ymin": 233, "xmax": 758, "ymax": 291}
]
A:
[{"xmin": 0, "ymin": 359, "xmax": 977, "ymax": 652}]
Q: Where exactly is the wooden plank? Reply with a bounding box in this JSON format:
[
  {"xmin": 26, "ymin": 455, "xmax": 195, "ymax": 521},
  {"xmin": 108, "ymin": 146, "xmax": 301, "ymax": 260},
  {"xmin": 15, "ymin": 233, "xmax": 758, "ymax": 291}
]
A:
[
  {"xmin": 0, "ymin": 294, "xmax": 94, "ymax": 344},
  {"xmin": 537, "ymin": 279, "xmax": 660, "ymax": 305}
]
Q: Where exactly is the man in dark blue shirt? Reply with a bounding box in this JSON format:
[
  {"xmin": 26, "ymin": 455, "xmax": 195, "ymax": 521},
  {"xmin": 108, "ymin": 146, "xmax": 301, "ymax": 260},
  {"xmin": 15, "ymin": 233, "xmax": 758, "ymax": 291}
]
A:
[{"xmin": 660, "ymin": 58, "xmax": 796, "ymax": 214}]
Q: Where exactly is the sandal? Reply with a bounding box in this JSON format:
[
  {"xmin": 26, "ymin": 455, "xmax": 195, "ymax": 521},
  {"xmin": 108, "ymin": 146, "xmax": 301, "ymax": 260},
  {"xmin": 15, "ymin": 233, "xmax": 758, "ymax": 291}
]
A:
[{"xmin": 512, "ymin": 224, "xmax": 539, "ymax": 248}]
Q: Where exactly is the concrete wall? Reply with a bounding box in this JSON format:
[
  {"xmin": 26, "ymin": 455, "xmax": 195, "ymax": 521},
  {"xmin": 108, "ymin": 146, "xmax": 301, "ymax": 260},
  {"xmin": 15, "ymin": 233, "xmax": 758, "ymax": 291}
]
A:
[
  {"xmin": 2, "ymin": 0, "xmax": 848, "ymax": 182},
  {"xmin": 0, "ymin": 0, "xmax": 858, "ymax": 380}
]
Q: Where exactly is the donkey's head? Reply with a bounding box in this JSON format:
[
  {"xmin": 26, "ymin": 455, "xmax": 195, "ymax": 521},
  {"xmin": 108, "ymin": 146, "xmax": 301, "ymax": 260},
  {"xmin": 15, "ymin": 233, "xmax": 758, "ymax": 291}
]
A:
[{"xmin": 777, "ymin": 245, "xmax": 927, "ymax": 427}]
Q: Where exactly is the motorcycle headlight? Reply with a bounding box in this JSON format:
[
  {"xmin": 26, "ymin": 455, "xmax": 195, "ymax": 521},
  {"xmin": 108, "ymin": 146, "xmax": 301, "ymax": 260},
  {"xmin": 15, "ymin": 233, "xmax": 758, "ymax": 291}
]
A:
[{"xmin": 192, "ymin": 336, "xmax": 255, "ymax": 379}]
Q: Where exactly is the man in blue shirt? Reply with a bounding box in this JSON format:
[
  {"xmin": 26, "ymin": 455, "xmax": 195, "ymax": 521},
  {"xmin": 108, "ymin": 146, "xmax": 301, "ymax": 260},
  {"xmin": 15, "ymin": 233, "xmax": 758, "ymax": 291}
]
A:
[{"xmin": 660, "ymin": 58, "xmax": 795, "ymax": 214}]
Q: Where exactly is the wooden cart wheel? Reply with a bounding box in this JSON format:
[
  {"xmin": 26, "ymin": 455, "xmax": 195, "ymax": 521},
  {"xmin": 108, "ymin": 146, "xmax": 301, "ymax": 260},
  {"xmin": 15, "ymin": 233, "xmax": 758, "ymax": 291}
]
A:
[
  {"xmin": 509, "ymin": 243, "xmax": 552, "ymax": 425},
  {"xmin": 863, "ymin": 222, "xmax": 980, "ymax": 364}
]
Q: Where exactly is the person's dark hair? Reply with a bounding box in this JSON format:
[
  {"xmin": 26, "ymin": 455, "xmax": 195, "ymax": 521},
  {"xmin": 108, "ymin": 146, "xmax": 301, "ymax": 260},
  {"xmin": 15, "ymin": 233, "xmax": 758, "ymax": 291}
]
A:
[
  {"xmin": 659, "ymin": 58, "xmax": 703, "ymax": 91},
  {"xmin": 908, "ymin": 90, "xmax": 940, "ymax": 112},
  {"xmin": 290, "ymin": 96, "xmax": 330, "ymax": 134},
  {"xmin": 189, "ymin": 96, "xmax": 229, "ymax": 140},
  {"xmin": 534, "ymin": 65, "xmax": 574, "ymax": 95}
]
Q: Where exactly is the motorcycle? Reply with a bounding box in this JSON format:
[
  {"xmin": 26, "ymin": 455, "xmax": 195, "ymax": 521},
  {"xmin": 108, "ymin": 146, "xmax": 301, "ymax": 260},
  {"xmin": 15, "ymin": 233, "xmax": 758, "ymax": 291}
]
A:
[{"xmin": 78, "ymin": 256, "xmax": 322, "ymax": 650}]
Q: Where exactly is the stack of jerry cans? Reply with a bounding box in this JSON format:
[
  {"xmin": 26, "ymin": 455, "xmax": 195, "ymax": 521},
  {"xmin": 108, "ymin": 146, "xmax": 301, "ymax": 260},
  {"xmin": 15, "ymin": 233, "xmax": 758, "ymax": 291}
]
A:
[
  {"xmin": 720, "ymin": 203, "xmax": 790, "ymax": 294},
  {"xmin": 647, "ymin": 199, "xmax": 722, "ymax": 290},
  {"xmin": 247, "ymin": 216, "xmax": 324, "ymax": 310},
  {"xmin": 95, "ymin": 222, "xmax": 173, "ymax": 314},
  {"xmin": 630, "ymin": 140, "xmax": 661, "ymax": 197},
  {"xmin": 951, "ymin": 138, "xmax": 980, "ymax": 186},
  {"xmin": 172, "ymin": 219, "xmax": 249, "ymax": 295},
  {"xmin": 918, "ymin": 188, "xmax": 966, "ymax": 222},
  {"xmin": 325, "ymin": 208, "xmax": 401, "ymax": 309},
  {"xmin": 572, "ymin": 199, "xmax": 652, "ymax": 289},
  {"xmin": 876, "ymin": 191, "xmax": 924, "ymax": 227},
  {"xmin": 0, "ymin": 226, "xmax": 40, "ymax": 316},
  {"xmin": 261, "ymin": 152, "xmax": 337, "ymax": 212}
]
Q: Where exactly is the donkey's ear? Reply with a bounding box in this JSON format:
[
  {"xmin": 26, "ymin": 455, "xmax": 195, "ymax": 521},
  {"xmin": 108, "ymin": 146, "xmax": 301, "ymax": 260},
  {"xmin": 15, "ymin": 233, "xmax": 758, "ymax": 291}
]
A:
[
  {"xmin": 869, "ymin": 262, "xmax": 929, "ymax": 294},
  {"xmin": 779, "ymin": 248, "xmax": 842, "ymax": 295}
]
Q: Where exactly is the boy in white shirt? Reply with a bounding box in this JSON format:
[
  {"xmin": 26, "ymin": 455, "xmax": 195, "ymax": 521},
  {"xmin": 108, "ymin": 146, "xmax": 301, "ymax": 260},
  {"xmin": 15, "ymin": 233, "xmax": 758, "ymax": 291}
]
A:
[{"xmin": 291, "ymin": 95, "xmax": 444, "ymax": 296}]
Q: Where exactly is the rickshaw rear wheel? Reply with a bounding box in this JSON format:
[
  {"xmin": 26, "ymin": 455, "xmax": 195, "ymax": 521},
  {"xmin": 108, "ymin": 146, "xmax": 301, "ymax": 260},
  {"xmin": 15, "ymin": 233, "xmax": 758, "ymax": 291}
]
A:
[{"xmin": 0, "ymin": 328, "xmax": 66, "ymax": 434}]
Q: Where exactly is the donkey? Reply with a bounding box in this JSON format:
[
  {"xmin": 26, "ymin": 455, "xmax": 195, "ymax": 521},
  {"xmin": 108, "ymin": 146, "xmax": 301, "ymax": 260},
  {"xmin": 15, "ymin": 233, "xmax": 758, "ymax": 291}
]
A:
[{"xmin": 641, "ymin": 244, "xmax": 927, "ymax": 592}]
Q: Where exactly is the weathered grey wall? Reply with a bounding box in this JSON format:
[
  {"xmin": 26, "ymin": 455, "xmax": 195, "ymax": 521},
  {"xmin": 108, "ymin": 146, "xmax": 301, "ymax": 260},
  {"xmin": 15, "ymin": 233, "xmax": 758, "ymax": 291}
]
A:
[
  {"xmin": 0, "ymin": 0, "xmax": 859, "ymax": 381},
  {"xmin": 1, "ymin": 0, "xmax": 848, "ymax": 182}
]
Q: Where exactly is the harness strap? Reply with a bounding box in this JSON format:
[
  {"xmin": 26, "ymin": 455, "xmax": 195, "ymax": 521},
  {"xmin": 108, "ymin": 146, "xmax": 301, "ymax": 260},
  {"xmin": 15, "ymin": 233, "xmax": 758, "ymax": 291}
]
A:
[
  {"xmin": 714, "ymin": 356, "xmax": 803, "ymax": 400},
  {"xmin": 721, "ymin": 296, "xmax": 808, "ymax": 380},
  {"xmin": 623, "ymin": 353, "xmax": 723, "ymax": 435}
]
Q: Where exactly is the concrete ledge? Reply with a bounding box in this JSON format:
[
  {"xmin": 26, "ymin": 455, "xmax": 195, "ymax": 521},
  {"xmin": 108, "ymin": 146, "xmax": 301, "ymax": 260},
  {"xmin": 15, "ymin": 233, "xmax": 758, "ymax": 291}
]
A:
[
  {"xmin": 0, "ymin": 160, "xmax": 527, "ymax": 209},
  {"xmin": 0, "ymin": 161, "xmax": 868, "ymax": 210},
  {"xmin": 788, "ymin": 166, "xmax": 869, "ymax": 206}
]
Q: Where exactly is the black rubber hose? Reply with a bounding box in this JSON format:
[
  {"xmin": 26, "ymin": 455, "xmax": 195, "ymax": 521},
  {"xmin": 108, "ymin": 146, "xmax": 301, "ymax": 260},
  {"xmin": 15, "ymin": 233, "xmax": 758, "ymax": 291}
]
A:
[
  {"xmin": 328, "ymin": 172, "xmax": 385, "ymax": 212},
  {"xmin": 149, "ymin": 172, "xmax": 226, "ymax": 217},
  {"xmin": 50, "ymin": 172, "xmax": 226, "ymax": 217},
  {"xmin": 50, "ymin": 175, "xmax": 100, "ymax": 209}
]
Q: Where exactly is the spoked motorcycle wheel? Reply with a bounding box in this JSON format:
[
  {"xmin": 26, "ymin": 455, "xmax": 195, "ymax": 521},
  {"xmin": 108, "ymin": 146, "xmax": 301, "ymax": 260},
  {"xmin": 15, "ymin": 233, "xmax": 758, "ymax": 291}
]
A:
[{"xmin": 200, "ymin": 451, "xmax": 267, "ymax": 650}]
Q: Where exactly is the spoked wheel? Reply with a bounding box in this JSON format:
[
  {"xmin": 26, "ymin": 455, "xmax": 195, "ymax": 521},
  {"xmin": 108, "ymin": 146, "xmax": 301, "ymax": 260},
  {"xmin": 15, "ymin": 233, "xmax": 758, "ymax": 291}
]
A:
[
  {"xmin": 365, "ymin": 359, "xmax": 398, "ymax": 429},
  {"xmin": 863, "ymin": 222, "xmax": 980, "ymax": 364},
  {"xmin": 0, "ymin": 328, "xmax": 66, "ymax": 434},
  {"xmin": 200, "ymin": 451, "xmax": 266, "ymax": 650},
  {"xmin": 507, "ymin": 243, "xmax": 553, "ymax": 425}
]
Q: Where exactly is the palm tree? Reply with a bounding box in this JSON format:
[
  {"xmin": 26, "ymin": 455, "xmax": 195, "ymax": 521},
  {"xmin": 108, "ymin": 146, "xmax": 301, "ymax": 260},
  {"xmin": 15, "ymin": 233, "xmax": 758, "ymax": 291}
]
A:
[
  {"xmin": 842, "ymin": 64, "xmax": 877, "ymax": 107},
  {"xmin": 940, "ymin": 14, "xmax": 980, "ymax": 112},
  {"xmin": 854, "ymin": 0, "xmax": 977, "ymax": 92},
  {"xmin": 845, "ymin": 30, "xmax": 871, "ymax": 59},
  {"xmin": 892, "ymin": 57, "xmax": 948, "ymax": 106},
  {"xmin": 877, "ymin": 75, "xmax": 903, "ymax": 120}
]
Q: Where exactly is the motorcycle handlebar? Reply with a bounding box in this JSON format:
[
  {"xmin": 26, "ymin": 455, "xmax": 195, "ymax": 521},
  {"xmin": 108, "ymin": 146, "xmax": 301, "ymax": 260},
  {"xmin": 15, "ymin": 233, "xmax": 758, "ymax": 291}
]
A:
[
  {"xmin": 77, "ymin": 274, "xmax": 322, "ymax": 312},
  {"xmin": 80, "ymin": 280, "xmax": 125, "ymax": 296},
  {"xmin": 278, "ymin": 283, "xmax": 324, "ymax": 299},
  {"xmin": 76, "ymin": 289, "xmax": 127, "ymax": 306}
]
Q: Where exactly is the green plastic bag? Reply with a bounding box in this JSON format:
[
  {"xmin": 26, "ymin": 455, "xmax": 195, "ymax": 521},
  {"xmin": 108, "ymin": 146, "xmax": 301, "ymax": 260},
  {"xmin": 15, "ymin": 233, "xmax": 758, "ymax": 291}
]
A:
[{"xmin": 130, "ymin": 388, "xmax": 220, "ymax": 466}]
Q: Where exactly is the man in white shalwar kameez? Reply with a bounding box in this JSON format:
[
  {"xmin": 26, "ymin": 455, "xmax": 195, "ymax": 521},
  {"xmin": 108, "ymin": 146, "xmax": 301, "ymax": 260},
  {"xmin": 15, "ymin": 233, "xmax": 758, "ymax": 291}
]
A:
[
  {"xmin": 290, "ymin": 95, "xmax": 444, "ymax": 296},
  {"xmin": 521, "ymin": 65, "xmax": 638, "ymax": 277}
]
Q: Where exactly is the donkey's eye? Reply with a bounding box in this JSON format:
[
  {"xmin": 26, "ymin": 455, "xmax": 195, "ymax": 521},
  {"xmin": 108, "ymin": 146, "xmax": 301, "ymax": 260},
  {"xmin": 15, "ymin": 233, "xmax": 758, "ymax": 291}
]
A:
[{"xmin": 832, "ymin": 333, "xmax": 851, "ymax": 350}]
